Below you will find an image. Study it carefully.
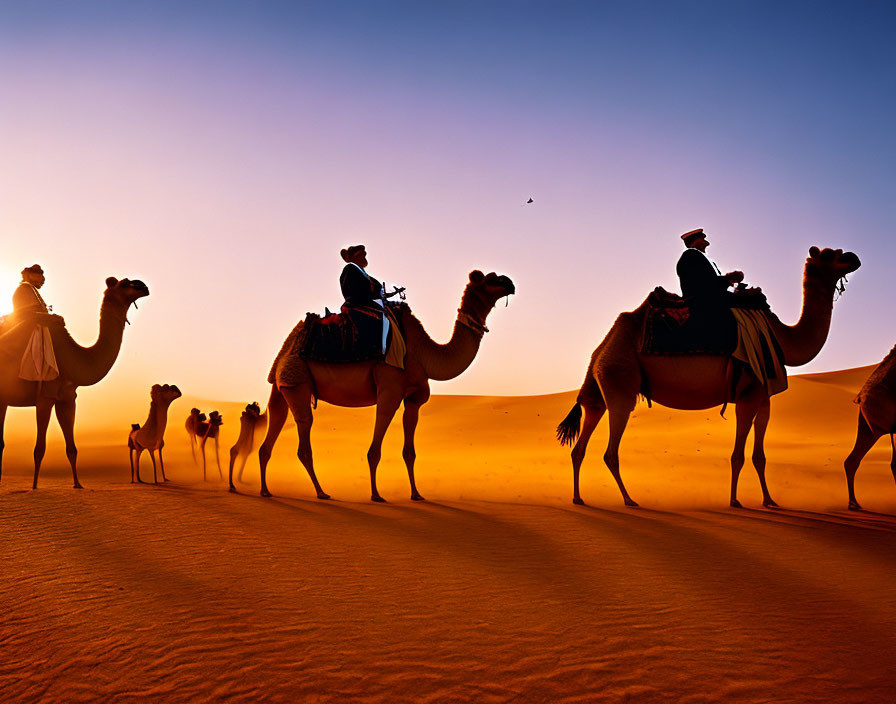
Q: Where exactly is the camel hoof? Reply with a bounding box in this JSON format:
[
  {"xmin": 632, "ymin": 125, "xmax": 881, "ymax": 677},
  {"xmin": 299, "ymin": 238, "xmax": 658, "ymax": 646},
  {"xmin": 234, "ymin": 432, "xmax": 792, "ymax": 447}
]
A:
[
  {"xmin": 763, "ymin": 498, "xmax": 779, "ymax": 508},
  {"xmin": 624, "ymin": 499, "xmax": 639, "ymax": 508},
  {"xmin": 848, "ymin": 501, "xmax": 863, "ymax": 511},
  {"xmin": 371, "ymin": 495, "xmax": 387, "ymax": 503},
  {"xmin": 73, "ymin": 483, "xmax": 83, "ymax": 489},
  {"xmin": 572, "ymin": 497, "xmax": 585, "ymax": 506},
  {"xmin": 730, "ymin": 499, "xmax": 743, "ymax": 508},
  {"xmin": 317, "ymin": 493, "xmax": 331, "ymax": 500},
  {"xmin": 260, "ymin": 488, "xmax": 272, "ymax": 498},
  {"xmin": 229, "ymin": 485, "xmax": 237, "ymax": 493},
  {"xmin": 411, "ymin": 493, "xmax": 426, "ymax": 501}
]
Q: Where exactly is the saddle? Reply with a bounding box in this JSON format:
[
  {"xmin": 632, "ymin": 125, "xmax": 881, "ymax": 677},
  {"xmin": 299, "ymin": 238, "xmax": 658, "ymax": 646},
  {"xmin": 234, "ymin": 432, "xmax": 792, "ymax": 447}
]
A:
[
  {"xmin": 640, "ymin": 286, "xmax": 768, "ymax": 356},
  {"xmin": 300, "ymin": 303, "xmax": 404, "ymax": 364}
]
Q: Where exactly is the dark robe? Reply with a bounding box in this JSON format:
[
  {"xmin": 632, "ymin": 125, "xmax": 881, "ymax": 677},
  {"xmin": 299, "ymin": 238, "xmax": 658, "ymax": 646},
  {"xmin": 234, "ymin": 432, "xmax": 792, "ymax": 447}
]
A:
[
  {"xmin": 340, "ymin": 264, "xmax": 381, "ymax": 307},
  {"xmin": 675, "ymin": 248, "xmax": 736, "ymax": 351},
  {"xmin": 337, "ymin": 263, "xmax": 385, "ymax": 360},
  {"xmin": 676, "ymin": 249, "xmax": 729, "ymax": 300}
]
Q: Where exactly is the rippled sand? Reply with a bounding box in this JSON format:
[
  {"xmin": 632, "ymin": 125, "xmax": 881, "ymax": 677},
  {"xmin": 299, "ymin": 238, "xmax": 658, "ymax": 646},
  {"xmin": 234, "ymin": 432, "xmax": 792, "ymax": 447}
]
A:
[{"xmin": 1, "ymin": 366, "xmax": 894, "ymax": 702}]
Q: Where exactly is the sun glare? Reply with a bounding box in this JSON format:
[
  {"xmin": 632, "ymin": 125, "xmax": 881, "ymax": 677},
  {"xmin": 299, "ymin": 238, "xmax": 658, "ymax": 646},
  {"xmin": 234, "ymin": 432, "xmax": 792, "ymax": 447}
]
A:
[{"xmin": 0, "ymin": 268, "xmax": 20, "ymax": 316}]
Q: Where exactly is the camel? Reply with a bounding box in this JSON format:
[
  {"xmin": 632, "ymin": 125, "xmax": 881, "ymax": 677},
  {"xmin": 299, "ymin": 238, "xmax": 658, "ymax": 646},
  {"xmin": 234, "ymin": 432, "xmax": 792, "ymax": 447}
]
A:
[
  {"xmin": 844, "ymin": 343, "xmax": 896, "ymax": 510},
  {"xmin": 0, "ymin": 277, "xmax": 149, "ymax": 488},
  {"xmin": 228, "ymin": 402, "xmax": 267, "ymax": 492},
  {"xmin": 185, "ymin": 408, "xmax": 206, "ymax": 462},
  {"xmin": 128, "ymin": 384, "xmax": 182, "ymax": 484},
  {"xmin": 197, "ymin": 410, "xmax": 224, "ymax": 480},
  {"xmin": 557, "ymin": 247, "xmax": 861, "ymax": 508},
  {"xmin": 259, "ymin": 269, "xmax": 515, "ymax": 501}
]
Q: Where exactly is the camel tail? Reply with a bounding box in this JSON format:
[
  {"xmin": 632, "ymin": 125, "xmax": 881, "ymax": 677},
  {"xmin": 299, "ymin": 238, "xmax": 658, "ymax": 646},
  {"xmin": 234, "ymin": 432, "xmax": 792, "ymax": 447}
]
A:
[{"xmin": 557, "ymin": 403, "xmax": 583, "ymax": 446}]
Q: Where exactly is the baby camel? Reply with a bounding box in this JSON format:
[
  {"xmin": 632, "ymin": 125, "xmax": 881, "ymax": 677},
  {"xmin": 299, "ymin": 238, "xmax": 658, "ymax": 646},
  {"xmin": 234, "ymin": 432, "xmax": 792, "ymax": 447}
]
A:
[
  {"xmin": 228, "ymin": 402, "xmax": 267, "ymax": 492},
  {"xmin": 129, "ymin": 384, "xmax": 182, "ymax": 484},
  {"xmin": 198, "ymin": 410, "xmax": 224, "ymax": 480}
]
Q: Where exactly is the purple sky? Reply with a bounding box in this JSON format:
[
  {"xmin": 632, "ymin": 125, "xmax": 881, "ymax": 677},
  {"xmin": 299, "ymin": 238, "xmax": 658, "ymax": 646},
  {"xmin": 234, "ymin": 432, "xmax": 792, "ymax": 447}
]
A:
[{"xmin": 1, "ymin": 1, "xmax": 893, "ymax": 406}]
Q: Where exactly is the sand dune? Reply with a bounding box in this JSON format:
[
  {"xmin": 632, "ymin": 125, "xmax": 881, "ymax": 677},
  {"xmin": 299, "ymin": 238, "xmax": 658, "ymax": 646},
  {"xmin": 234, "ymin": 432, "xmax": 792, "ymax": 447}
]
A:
[{"xmin": 2, "ymin": 367, "xmax": 895, "ymax": 702}]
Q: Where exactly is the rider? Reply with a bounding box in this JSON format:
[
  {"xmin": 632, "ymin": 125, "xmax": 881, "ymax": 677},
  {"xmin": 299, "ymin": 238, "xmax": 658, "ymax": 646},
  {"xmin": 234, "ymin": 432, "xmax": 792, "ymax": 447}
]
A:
[
  {"xmin": 10, "ymin": 264, "xmax": 59, "ymax": 382},
  {"xmin": 339, "ymin": 245, "xmax": 405, "ymax": 367},
  {"xmin": 13, "ymin": 264, "xmax": 51, "ymax": 318},
  {"xmin": 676, "ymin": 229, "xmax": 744, "ymax": 300}
]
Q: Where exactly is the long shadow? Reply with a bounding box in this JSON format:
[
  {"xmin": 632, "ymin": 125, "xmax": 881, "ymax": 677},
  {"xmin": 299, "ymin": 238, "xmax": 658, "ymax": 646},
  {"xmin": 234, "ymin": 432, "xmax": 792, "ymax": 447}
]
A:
[{"xmin": 701, "ymin": 505, "xmax": 896, "ymax": 534}]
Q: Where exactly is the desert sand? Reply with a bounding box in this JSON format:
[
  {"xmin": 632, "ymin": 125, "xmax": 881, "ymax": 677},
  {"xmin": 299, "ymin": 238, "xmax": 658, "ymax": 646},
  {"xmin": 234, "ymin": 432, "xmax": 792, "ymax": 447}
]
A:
[{"xmin": 1, "ymin": 366, "xmax": 895, "ymax": 702}]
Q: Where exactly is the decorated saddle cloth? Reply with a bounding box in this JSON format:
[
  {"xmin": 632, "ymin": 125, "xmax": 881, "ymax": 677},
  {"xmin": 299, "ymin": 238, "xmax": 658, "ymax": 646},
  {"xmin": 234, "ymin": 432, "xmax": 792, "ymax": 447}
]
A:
[
  {"xmin": 641, "ymin": 287, "xmax": 787, "ymax": 398},
  {"xmin": 268, "ymin": 303, "xmax": 407, "ymax": 387}
]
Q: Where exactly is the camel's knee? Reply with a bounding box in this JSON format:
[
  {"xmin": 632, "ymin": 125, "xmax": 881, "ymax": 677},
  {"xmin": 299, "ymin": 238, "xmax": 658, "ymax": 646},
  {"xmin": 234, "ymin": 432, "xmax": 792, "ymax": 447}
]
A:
[
  {"xmin": 602, "ymin": 450, "xmax": 619, "ymax": 470},
  {"xmin": 367, "ymin": 446, "xmax": 382, "ymax": 466},
  {"xmin": 402, "ymin": 446, "xmax": 415, "ymax": 464},
  {"xmin": 751, "ymin": 451, "xmax": 766, "ymax": 468}
]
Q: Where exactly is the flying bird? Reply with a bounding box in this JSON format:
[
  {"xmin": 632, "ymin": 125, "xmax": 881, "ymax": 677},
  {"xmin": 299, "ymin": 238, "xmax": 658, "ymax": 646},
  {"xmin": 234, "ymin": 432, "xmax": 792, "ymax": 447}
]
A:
[{"xmin": 526, "ymin": 197, "xmax": 534, "ymax": 204}]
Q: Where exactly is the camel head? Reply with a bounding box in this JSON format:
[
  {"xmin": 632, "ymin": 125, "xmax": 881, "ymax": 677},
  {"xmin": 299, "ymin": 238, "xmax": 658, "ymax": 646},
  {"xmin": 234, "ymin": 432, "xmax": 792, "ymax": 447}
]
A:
[
  {"xmin": 104, "ymin": 277, "xmax": 150, "ymax": 309},
  {"xmin": 208, "ymin": 410, "xmax": 223, "ymax": 427},
  {"xmin": 462, "ymin": 270, "xmax": 516, "ymax": 321},
  {"xmin": 244, "ymin": 402, "xmax": 262, "ymax": 419},
  {"xmin": 805, "ymin": 247, "xmax": 861, "ymax": 289},
  {"xmin": 150, "ymin": 383, "xmax": 182, "ymax": 404}
]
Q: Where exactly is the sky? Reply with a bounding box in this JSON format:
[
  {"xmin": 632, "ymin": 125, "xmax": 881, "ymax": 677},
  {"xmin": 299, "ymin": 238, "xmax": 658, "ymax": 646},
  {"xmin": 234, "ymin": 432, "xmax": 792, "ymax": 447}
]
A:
[{"xmin": 1, "ymin": 0, "xmax": 894, "ymax": 411}]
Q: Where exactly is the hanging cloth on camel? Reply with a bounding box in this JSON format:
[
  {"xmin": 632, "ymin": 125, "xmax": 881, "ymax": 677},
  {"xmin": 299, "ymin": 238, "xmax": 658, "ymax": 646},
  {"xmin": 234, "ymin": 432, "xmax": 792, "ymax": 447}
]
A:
[
  {"xmin": 18, "ymin": 325, "xmax": 59, "ymax": 382},
  {"xmin": 730, "ymin": 308, "xmax": 787, "ymax": 397}
]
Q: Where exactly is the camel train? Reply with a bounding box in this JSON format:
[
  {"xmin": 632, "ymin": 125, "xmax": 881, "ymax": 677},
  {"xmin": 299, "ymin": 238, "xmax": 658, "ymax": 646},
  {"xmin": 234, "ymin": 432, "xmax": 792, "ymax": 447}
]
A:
[{"xmin": 0, "ymin": 257, "xmax": 892, "ymax": 512}]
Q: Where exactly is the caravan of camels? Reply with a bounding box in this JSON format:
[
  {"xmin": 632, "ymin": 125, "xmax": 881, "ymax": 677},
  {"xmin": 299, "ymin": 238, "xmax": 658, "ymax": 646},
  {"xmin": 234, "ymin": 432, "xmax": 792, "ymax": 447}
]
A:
[{"xmin": 0, "ymin": 239, "xmax": 892, "ymax": 511}]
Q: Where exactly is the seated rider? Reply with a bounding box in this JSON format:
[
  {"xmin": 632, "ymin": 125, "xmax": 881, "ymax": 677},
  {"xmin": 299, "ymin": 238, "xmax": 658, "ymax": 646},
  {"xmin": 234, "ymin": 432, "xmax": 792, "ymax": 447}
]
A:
[
  {"xmin": 10, "ymin": 264, "xmax": 60, "ymax": 382},
  {"xmin": 13, "ymin": 264, "xmax": 51, "ymax": 319},
  {"xmin": 339, "ymin": 245, "xmax": 406, "ymax": 365},
  {"xmin": 676, "ymin": 229, "xmax": 744, "ymax": 300}
]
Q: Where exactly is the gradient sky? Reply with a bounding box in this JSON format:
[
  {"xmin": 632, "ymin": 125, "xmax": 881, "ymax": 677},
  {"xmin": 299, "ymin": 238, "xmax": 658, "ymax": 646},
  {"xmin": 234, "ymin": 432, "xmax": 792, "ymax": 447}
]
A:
[{"xmin": 1, "ymin": 1, "xmax": 894, "ymax": 411}]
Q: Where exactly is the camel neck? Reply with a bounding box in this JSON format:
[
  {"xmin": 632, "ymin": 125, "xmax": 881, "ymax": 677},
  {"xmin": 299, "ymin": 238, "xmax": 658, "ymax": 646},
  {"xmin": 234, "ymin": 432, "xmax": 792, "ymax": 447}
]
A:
[
  {"xmin": 404, "ymin": 287, "xmax": 490, "ymax": 381},
  {"xmin": 767, "ymin": 271, "xmax": 836, "ymax": 367},
  {"xmin": 49, "ymin": 296, "xmax": 129, "ymax": 387}
]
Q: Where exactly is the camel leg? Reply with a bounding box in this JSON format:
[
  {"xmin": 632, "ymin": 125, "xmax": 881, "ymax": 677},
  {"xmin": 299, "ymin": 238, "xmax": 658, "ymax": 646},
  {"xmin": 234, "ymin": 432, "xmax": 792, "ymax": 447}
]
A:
[
  {"xmin": 280, "ymin": 384, "xmax": 329, "ymax": 500},
  {"xmin": 258, "ymin": 386, "xmax": 289, "ymax": 497},
  {"xmin": 844, "ymin": 413, "xmax": 880, "ymax": 511},
  {"xmin": 368, "ymin": 390, "xmax": 403, "ymax": 503},
  {"xmin": 890, "ymin": 433, "xmax": 896, "ymax": 484},
  {"xmin": 54, "ymin": 398, "xmax": 82, "ymax": 489},
  {"xmin": 730, "ymin": 397, "xmax": 761, "ymax": 508},
  {"xmin": 214, "ymin": 436, "xmax": 223, "ymax": 479},
  {"xmin": 135, "ymin": 447, "xmax": 146, "ymax": 483},
  {"xmin": 751, "ymin": 396, "xmax": 777, "ymax": 507},
  {"xmin": 189, "ymin": 434, "xmax": 197, "ymax": 463},
  {"xmin": 129, "ymin": 446, "xmax": 136, "ymax": 483},
  {"xmin": 401, "ymin": 399, "xmax": 427, "ymax": 501},
  {"xmin": 200, "ymin": 436, "xmax": 208, "ymax": 481},
  {"xmin": 603, "ymin": 401, "xmax": 638, "ymax": 507},
  {"xmin": 228, "ymin": 442, "xmax": 240, "ymax": 491},
  {"xmin": 32, "ymin": 398, "xmax": 55, "ymax": 489},
  {"xmin": 149, "ymin": 450, "xmax": 158, "ymax": 484},
  {"xmin": 571, "ymin": 403, "xmax": 606, "ymax": 506},
  {"xmin": 0, "ymin": 405, "xmax": 7, "ymax": 484},
  {"xmin": 159, "ymin": 446, "xmax": 167, "ymax": 482},
  {"xmin": 236, "ymin": 453, "xmax": 249, "ymax": 482}
]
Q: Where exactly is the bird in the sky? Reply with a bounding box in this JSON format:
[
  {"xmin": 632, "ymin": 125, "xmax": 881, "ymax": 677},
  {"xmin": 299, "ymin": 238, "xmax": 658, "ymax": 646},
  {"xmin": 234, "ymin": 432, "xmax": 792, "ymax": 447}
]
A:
[{"xmin": 526, "ymin": 197, "xmax": 534, "ymax": 204}]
